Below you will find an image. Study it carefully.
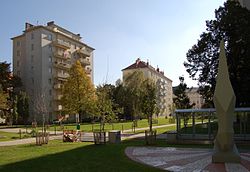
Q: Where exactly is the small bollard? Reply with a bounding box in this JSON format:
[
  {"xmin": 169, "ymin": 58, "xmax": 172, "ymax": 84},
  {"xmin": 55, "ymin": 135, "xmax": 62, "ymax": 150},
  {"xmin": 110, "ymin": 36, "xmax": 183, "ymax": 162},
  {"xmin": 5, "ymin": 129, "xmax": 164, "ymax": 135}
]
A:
[{"xmin": 54, "ymin": 126, "xmax": 56, "ymax": 135}]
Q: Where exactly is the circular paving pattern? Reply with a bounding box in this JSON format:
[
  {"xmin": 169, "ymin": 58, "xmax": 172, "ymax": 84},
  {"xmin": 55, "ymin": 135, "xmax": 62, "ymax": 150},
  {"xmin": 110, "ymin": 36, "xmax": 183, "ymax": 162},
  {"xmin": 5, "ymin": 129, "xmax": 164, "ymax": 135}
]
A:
[{"xmin": 125, "ymin": 147, "xmax": 250, "ymax": 172}]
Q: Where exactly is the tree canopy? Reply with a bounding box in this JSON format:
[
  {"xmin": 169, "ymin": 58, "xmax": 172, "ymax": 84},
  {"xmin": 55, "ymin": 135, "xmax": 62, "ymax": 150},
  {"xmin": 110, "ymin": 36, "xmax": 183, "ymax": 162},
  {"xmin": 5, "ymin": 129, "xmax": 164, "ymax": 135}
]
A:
[
  {"xmin": 184, "ymin": 1, "xmax": 250, "ymax": 107},
  {"xmin": 173, "ymin": 77, "xmax": 194, "ymax": 109},
  {"xmin": 62, "ymin": 61, "xmax": 96, "ymax": 121}
]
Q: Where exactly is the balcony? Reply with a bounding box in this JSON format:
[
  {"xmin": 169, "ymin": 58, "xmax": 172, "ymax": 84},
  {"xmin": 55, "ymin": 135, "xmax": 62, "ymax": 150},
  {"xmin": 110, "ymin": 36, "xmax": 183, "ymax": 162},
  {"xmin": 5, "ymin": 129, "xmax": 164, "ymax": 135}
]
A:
[
  {"xmin": 54, "ymin": 61, "xmax": 71, "ymax": 69},
  {"xmin": 54, "ymin": 83, "xmax": 62, "ymax": 89},
  {"xmin": 85, "ymin": 67, "xmax": 92, "ymax": 74},
  {"xmin": 54, "ymin": 105, "xmax": 63, "ymax": 111},
  {"xmin": 77, "ymin": 48, "xmax": 91, "ymax": 57},
  {"xmin": 54, "ymin": 72, "xmax": 69, "ymax": 79},
  {"xmin": 53, "ymin": 39, "xmax": 70, "ymax": 49},
  {"xmin": 80, "ymin": 58, "xmax": 91, "ymax": 66},
  {"xmin": 54, "ymin": 94, "xmax": 63, "ymax": 101},
  {"xmin": 53, "ymin": 51, "xmax": 71, "ymax": 60}
]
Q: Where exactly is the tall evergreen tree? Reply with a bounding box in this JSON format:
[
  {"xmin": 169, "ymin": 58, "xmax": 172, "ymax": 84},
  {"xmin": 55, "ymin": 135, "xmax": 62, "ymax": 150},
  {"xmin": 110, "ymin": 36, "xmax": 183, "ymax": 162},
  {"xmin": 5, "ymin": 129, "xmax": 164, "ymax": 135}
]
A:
[
  {"xmin": 173, "ymin": 77, "xmax": 194, "ymax": 109},
  {"xmin": 184, "ymin": 1, "xmax": 250, "ymax": 107}
]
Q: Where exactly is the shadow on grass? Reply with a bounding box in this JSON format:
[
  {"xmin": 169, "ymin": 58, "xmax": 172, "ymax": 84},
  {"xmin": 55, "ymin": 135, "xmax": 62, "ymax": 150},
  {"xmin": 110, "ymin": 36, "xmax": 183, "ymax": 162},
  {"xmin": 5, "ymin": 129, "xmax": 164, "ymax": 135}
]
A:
[
  {"xmin": 0, "ymin": 139, "xmax": 166, "ymax": 172},
  {"xmin": 1, "ymin": 135, "xmax": 248, "ymax": 172}
]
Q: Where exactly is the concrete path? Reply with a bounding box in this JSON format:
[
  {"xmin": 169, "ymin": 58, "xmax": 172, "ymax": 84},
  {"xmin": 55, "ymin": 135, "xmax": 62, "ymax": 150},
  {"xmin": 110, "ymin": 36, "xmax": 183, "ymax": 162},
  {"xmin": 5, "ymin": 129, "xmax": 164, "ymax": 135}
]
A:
[
  {"xmin": 0, "ymin": 124, "xmax": 171, "ymax": 146},
  {"xmin": 125, "ymin": 146, "xmax": 250, "ymax": 172}
]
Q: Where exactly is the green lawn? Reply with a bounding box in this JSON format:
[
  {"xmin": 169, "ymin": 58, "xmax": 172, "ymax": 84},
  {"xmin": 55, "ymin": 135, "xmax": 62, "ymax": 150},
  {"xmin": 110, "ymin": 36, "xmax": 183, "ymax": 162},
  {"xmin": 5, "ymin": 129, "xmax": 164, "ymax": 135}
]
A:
[
  {"xmin": 125, "ymin": 125, "xmax": 176, "ymax": 134},
  {"xmin": 0, "ymin": 131, "xmax": 32, "ymax": 142},
  {"xmin": 37, "ymin": 118, "xmax": 171, "ymax": 132},
  {"xmin": 0, "ymin": 140, "xmax": 165, "ymax": 172}
]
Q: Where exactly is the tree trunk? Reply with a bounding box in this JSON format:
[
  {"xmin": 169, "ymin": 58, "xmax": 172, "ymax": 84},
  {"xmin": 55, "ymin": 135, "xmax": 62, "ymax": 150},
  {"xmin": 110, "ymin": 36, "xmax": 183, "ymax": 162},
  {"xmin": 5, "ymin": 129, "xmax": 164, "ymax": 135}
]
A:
[{"xmin": 149, "ymin": 115, "xmax": 152, "ymax": 132}]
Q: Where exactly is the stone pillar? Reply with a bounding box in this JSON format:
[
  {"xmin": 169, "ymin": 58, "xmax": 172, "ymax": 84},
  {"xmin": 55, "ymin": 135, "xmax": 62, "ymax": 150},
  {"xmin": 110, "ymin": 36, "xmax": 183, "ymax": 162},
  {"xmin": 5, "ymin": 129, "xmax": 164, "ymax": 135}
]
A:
[{"xmin": 212, "ymin": 40, "xmax": 241, "ymax": 163}]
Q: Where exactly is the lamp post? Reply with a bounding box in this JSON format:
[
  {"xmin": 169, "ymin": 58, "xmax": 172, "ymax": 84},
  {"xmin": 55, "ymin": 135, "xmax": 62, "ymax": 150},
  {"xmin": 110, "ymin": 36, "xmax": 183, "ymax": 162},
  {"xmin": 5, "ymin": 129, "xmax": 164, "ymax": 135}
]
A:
[{"xmin": 58, "ymin": 105, "xmax": 62, "ymax": 126}]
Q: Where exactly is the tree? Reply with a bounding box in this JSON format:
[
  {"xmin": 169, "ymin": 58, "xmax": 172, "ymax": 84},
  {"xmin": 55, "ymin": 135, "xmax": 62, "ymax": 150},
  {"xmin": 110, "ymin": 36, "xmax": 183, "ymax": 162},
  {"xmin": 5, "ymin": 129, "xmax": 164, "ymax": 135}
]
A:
[
  {"xmin": 17, "ymin": 91, "xmax": 29, "ymax": 124},
  {"xmin": 62, "ymin": 61, "xmax": 96, "ymax": 122},
  {"xmin": 173, "ymin": 77, "xmax": 194, "ymax": 109},
  {"xmin": 0, "ymin": 62, "xmax": 22, "ymax": 124},
  {"xmin": 184, "ymin": 1, "xmax": 250, "ymax": 107},
  {"xmin": 123, "ymin": 71, "xmax": 146, "ymax": 122},
  {"xmin": 0, "ymin": 85, "xmax": 8, "ymax": 110},
  {"xmin": 141, "ymin": 79, "xmax": 157, "ymax": 131},
  {"xmin": 0, "ymin": 62, "xmax": 12, "ymax": 92},
  {"xmin": 96, "ymin": 85, "xmax": 116, "ymax": 131},
  {"xmin": 173, "ymin": 77, "xmax": 194, "ymax": 128}
]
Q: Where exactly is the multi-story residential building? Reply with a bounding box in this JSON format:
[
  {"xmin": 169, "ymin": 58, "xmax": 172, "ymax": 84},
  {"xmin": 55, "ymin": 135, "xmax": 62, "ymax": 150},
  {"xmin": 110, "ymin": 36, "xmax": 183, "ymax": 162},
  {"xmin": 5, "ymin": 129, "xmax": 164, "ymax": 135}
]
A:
[
  {"xmin": 122, "ymin": 58, "xmax": 173, "ymax": 117},
  {"xmin": 185, "ymin": 87, "xmax": 205, "ymax": 109},
  {"xmin": 12, "ymin": 21, "xmax": 94, "ymax": 123}
]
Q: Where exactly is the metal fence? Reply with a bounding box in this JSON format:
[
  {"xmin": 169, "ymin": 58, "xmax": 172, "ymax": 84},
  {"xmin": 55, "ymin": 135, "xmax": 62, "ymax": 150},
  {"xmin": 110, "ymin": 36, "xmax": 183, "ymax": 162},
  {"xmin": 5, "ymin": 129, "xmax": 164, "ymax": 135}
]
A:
[{"xmin": 175, "ymin": 108, "xmax": 250, "ymax": 141}]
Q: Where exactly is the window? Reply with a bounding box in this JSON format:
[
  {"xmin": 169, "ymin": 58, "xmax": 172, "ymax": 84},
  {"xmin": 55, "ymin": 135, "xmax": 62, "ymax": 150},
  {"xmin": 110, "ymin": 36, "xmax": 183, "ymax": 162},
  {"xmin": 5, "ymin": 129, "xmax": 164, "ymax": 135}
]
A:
[
  {"xmin": 48, "ymin": 34, "xmax": 52, "ymax": 41},
  {"xmin": 31, "ymin": 44, "xmax": 34, "ymax": 51},
  {"xmin": 48, "ymin": 78, "xmax": 52, "ymax": 84},
  {"xmin": 49, "ymin": 89, "xmax": 52, "ymax": 96},
  {"xmin": 17, "ymin": 41, "xmax": 21, "ymax": 47},
  {"xmin": 49, "ymin": 101, "xmax": 52, "ymax": 107},
  {"xmin": 17, "ymin": 61, "xmax": 20, "ymax": 67},
  {"xmin": 31, "ymin": 78, "xmax": 34, "ymax": 84},
  {"xmin": 31, "ymin": 66, "xmax": 34, "ymax": 71},
  {"xmin": 48, "ymin": 45, "xmax": 52, "ymax": 51},
  {"xmin": 17, "ymin": 50, "xmax": 21, "ymax": 56},
  {"xmin": 49, "ymin": 56, "xmax": 52, "ymax": 62},
  {"xmin": 49, "ymin": 67, "xmax": 52, "ymax": 73},
  {"xmin": 31, "ymin": 55, "xmax": 34, "ymax": 62},
  {"xmin": 31, "ymin": 33, "xmax": 34, "ymax": 39},
  {"xmin": 17, "ymin": 71, "xmax": 20, "ymax": 76}
]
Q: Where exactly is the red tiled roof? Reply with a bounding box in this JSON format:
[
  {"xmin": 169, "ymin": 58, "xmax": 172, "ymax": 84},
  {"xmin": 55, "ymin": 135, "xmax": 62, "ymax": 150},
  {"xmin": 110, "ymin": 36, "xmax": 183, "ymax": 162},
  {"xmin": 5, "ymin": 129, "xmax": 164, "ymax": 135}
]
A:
[{"xmin": 122, "ymin": 60, "xmax": 150, "ymax": 71}]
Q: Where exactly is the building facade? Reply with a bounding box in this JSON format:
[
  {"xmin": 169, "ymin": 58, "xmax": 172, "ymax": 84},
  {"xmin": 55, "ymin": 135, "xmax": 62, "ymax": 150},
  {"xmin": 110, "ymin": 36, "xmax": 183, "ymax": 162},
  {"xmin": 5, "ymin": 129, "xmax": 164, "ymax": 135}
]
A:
[
  {"xmin": 185, "ymin": 87, "xmax": 205, "ymax": 109},
  {"xmin": 12, "ymin": 21, "xmax": 94, "ymax": 123},
  {"xmin": 122, "ymin": 58, "xmax": 173, "ymax": 117}
]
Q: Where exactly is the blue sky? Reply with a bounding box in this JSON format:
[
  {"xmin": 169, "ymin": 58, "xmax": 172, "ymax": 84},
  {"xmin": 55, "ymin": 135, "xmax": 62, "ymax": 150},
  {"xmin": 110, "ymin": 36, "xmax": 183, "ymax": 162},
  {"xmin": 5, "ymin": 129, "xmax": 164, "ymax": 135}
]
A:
[{"xmin": 0, "ymin": 0, "xmax": 226, "ymax": 87}]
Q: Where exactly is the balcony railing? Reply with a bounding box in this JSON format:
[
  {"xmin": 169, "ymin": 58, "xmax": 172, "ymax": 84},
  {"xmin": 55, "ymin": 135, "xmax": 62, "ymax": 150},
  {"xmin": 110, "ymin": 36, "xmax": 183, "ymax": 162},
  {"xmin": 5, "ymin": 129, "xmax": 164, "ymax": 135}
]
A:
[
  {"xmin": 54, "ymin": 72, "xmax": 69, "ymax": 79},
  {"xmin": 53, "ymin": 51, "xmax": 71, "ymax": 60},
  {"xmin": 53, "ymin": 39, "xmax": 71, "ymax": 49},
  {"xmin": 54, "ymin": 94, "xmax": 63, "ymax": 101},
  {"xmin": 80, "ymin": 58, "xmax": 91, "ymax": 66},
  {"xmin": 54, "ymin": 61, "xmax": 71, "ymax": 69},
  {"xmin": 85, "ymin": 67, "xmax": 92, "ymax": 74},
  {"xmin": 78, "ymin": 48, "xmax": 91, "ymax": 57},
  {"xmin": 54, "ymin": 83, "xmax": 62, "ymax": 89}
]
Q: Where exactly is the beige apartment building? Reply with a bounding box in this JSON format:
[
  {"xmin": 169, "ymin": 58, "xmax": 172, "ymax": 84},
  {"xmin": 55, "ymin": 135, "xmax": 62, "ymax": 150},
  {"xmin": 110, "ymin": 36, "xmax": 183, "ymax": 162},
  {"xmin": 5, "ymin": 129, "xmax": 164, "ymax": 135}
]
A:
[
  {"xmin": 122, "ymin": 58, "xmax": 173, "ymax": 117},
  {"xmin": 185, "ymin": 87, "xmax": 205, "ymax": 109},
  {"xmin": 12, "ymin": 21, "xmax": 94, "ymax": 123}
]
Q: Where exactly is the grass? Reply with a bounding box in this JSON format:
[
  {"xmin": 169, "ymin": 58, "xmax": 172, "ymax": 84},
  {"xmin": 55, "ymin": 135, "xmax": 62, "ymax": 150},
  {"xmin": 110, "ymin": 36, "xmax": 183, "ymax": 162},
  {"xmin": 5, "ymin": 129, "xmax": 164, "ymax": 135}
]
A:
[
  {"xmin": 2, "ymin": 118, "xmax": 171, "ymax": 133},
  {"xmin": 0, "ymin": 131, "xmax": 32, "ymax": 142},
  {"xmin": 0, "ymin": 136, "xmax": 249, "ymax": 172},
  {"xmin": 0, "ymin": 140, "xmax": 166, "ymax": 172},
  {"xmin": 125, "ymin": 125, "xmax": 176, "ymax": 135}
]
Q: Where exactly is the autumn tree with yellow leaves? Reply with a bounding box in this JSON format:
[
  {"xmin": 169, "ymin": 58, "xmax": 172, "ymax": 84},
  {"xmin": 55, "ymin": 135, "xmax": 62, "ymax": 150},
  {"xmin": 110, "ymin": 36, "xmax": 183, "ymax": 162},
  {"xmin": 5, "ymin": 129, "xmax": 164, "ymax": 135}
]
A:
[{"xmin": 62, "ymin": 61, "xmax": 96, "ymax": 122}]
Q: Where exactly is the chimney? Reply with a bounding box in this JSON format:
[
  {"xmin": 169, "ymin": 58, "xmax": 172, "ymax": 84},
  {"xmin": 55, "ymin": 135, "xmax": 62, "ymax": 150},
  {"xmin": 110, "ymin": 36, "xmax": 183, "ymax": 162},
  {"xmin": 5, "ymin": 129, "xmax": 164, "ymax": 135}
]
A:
[
  {"xmin": 47, "ymin": 21, "xmax": 55, "ymax": 26},
  {"xmin": 146, "ymin": 59, "xmax": 149, "ymax": 66},
  {"xmin": 25, "ymin": 22, "xmax": 34, "ymax": 30},
  {"xmin": 136, "ymin": 58, "xmax": 140, "ymax": 67},
  {"xmin": 156, "ymin": 65, "xmax": 159, "ymax": 72}
]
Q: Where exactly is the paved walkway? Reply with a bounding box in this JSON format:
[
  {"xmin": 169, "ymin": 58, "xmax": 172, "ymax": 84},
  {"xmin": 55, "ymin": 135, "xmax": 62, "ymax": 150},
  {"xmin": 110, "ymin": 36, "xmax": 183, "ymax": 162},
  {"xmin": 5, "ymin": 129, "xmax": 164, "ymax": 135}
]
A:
[
  {"xmin": 125, "ymin": 147, "xmax": 250, "ymax": 172},
  {"xmin": 0, "ymin": 124, "xmax": 171, "ymax": 146}
]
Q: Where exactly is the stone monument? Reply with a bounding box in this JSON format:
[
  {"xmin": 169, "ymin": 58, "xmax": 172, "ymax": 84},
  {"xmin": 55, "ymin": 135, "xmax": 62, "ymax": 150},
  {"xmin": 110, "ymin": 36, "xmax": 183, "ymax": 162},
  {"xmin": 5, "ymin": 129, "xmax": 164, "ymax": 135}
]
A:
[{"xmin": 212, "ymin": 40, "xmax": 241, "ymax": 163}]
